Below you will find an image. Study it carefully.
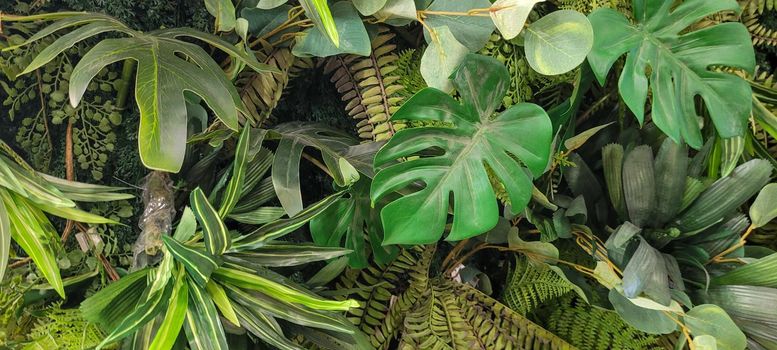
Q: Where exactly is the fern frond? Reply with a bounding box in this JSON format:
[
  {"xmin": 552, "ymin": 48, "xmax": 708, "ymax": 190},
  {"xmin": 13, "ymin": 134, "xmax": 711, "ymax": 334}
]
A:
[
  {"xmin": 545, "ymin": 296, "xmax": 660, "ymax": 350},
  {"xmin": 394, "ymin": 49, "xmax": 426, "ymax": 98},
  {"xmin": 502, "ymin": 257, "xmax": 574, "ymax": 314},
  {"xmin": 238, "ymin": 47, "xmax": 313, "ymax": 126},
  {"xmin": 324, "ymin": 27, "xmax": 405, "ymax": 142},
  {"xmin": 552, "ymin": 0, "xmax": 631, "ymax": 15},
  {"xmin": 399, "ymin": 283, "xmax": 482, "ymax": 350},
  {"xmin": 23, "ymin": 305, "xmax": 108, "ymax": 350}
]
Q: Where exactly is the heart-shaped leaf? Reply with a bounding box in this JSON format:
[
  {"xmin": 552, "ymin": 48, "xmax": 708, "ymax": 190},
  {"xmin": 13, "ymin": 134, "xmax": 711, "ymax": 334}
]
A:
[
  {"xmin": 372, "ymin": 54, "xmax": 552, "ymax": 244},
  {"xmin": 588, "ymin": 0, "xmax": 755, "ymax": 148}
]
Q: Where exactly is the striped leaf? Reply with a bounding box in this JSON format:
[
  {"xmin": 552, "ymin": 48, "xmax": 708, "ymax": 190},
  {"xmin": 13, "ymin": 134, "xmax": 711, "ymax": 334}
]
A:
[
  {"xmin": 0, "ymin": 189, "xmax": 64, "ymax": 298},
  {"xmin": 185, "ymin": 277, "xmax": 229, "ymax": 350},
  {"xmin": 149, "ymin": 267, "xmax": 189, "ymax": 350},
  {"xmin": 233, "ymin": 191, "xmax": 343, "ymax": 250},
  {"xmin": 218, "ymin": 127, "xmax": 265, "ymax": 218},
  {"xmin": 0, "ymin": 156, "xmax": 28, "ymax": 195},
  {"xmin": 96, "ymin": 283, "xmax": 173, "ymax": 349},
  {"xmin": 56, "ymin": 191, "xmax": 134, "ymax": 202},
  {"xmin": 213, "ymin": 267, "xmax": 358, "ymax": 311},
  {"xmin": 148, "ymin": 247, "xmax": 174, "ymax": 297},
  {"xmin": 1, "ymin": 156, "xmax": 74, "ymax": 207},
  {"xmin": 232, "ymin": 302, "xmax": 304, "ymax": 350},
  {"xmin": 205, "ymin": 280, "xmax": 240, "ymax": 325},
  {"xmin": 37, "ymin": 172, "xmax": 131, "ymax": 193},
  {"xmin": 224, "ymin": 243, "xmax": 351, "ymax": 267},
  {"xmin": 163, "ymin": 235, "xmax": 221, "ymax": 287},
  {"xmin": 0, "ymin": 197, "xmax": 9, "ymax": 282},
  {"xmin": 228, "ymin": 206, "xmax": 285, "ymax": 225},
  {"xmin": 174, "ymin": 206, "xmax": 197, "ymax": 241},
  {"xmin": 81, "ymin": 268, "xmax": 150, "ymax": 329},
  {"xmin": 190, "ymin": 187, "xmax": 230, "ymax": 255},
  {"xmin": 36, "ymin": 202, "xmax": 119, "ymax": 224}
]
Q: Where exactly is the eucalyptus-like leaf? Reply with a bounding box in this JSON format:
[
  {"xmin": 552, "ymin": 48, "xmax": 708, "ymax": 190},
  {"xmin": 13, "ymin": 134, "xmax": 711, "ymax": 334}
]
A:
[
  {"xmin": 421, "ymin": 0, "xmax": 494, "ymax": 51},
  {"xmin": 683, "ymin": 304, "xmax": 746, "ymax": 350},
  {"xmin": 587, "ymin": 0, "xmax": 755, "ymax": 148},
  {"xmin": 608, "ymin": 289, "xmax": 677, "ymax": 334},
  {"xmin": 621, "ymin": 238, "xmax": 670, "ymax": 305},
  {"xmin": 420, "ymin": 26, "xmax": 469, "ymax": 93},
  {"xmin": 352, "ymin": 0, "xmax": 388, "ymax": 16},
  {"xmin": 524, "ymin": 10, "xmax": 593, "ymax": 75},
  {"xmin": 749, "ymin": 183, "xmax": 777, "ymax": 228},
  {"xmin": 489, "ymin": 0, "xmax": 542, "ymax": 40},
  {"xmin": 205, "ymin": 0, "xmax": 237, "ymax": 32},
  {"xmin": 374, "ymin": 0, "xmax": 416, "ymax": 25},
  {"xmin": 372, "ymin": 54, "xmax": 552, "ymax": 244}
]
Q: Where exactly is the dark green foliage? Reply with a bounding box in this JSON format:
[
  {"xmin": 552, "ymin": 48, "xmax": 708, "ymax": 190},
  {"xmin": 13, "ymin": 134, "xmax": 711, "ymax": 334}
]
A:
[
  {"xmin": 501, "ymin": 257, "xmax": 573, "ymax": 314},
  {"xmin": 545, "ymin": 296, "xmax": 660, "ymax": 350}
]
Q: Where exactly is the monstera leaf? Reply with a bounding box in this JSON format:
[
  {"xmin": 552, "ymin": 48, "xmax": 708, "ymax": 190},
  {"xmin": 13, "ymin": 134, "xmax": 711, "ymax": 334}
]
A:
[
  {"xmin": 8, "ymin": 13, "xmax": 275, "ymax": 173},
  {"xmin": 371, "ymin": 54, "xmax": 552, "ymax": 244},
  {"xmin": 587, "ymin": 0, "xmax": 755, "ymax": 149}
]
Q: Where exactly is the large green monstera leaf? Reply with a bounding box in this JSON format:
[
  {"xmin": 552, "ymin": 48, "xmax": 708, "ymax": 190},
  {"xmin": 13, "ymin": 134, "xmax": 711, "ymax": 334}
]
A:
[
  {"xmin": 587, "ymin": 0, "xmax": 755, "ymax": 149},
  {"xmin": 10, "ymin": 13, "xmax": 273, "ymax": 173},
  {"xmin": 371, "ymin": 54, "xmax": 552, "ymax": 245}
]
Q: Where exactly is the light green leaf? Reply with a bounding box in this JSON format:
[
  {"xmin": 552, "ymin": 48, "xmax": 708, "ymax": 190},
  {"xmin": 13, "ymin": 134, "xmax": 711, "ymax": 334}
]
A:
[
  {"xmin": 293, "ymin": 2, "xmax": 368, "ymax": 57},
  {"xmin": 173, "ymin": 207, "xmax": 197, "ymax": 241},
  {"xmin": 525, "ymin": 10, "xmax": 593, "ymax": 75},
  {"xmin": 750, "ymin": 183, "xmax": 777, "ymax": 228},
  {"xmin": 683, "ymin": 305, "xmax": 746, "ymax": 350},
  {"xmin": 302, "ymin": 0, "xmax": 339, "ymax": 47},
  {"xmin": 185, "ymin": 278, "xmax": 229, "ymax": 350},
  {"xmin": 593, "ymin": 261, "xmax": 621, "ymax": 289},
  {"xmin": 587, "ymin": 0, "xmax": 755, "ymax": 148},
  {"xmin": 508, "ymin": 229, "xmax": 559, "ymax": 265},
  {"xmin": 489, "ymin": 0, "xmax": 542, "ymax": 40},
  {"xmin": 374, "ymin": 0, "xmax": 417, "ymax": 25},
  {"xmin": 190, "ymin": 187, "xmax": 230, "ymax": 255},
  {"xmin": 422, "ymin": 0, "xmax": 494, "ymax": 51},
  {"xmin": 213, "ymin": 267, "xmax": 359, "ymax": 311},
  {"xmin": 372, "ymin": 54, "xmax": 552, "ymax": 244},
  {"xmin": 0, "ymin": 198, "xmax": 10, "ymax": 283},
  {"xmin": 353, "ymin": 0, "xmax": 388, "ymax": 16},
  {"xmin": 224, "ymin": 243, "xmax": 351, "ymax": 267},
  {"xmin": 163, "ymin": 235, "xmax": 221, "ymax": 287},
  {"xmin": 257, "ymin": 0, "xmax": 288, "ymax": 9},
  {"xmin": 149, "ymin": 268, "xmax": 188, "ymax": 350},
  {"xmin": 563, "ymin": 122, "xmax": 613, "ymax": 152},
  {"xmin": 609, "ymin": 289, "xmax": 677, "ymax": 335},
  {"xmin": 0, "ymin": 190, "xmax": 63, "ymax": 298},
  {"xmin": 81, "ymin": 269, "xmax": 150, "ymax": 329},
  {"xmin": 219, "ymin": 127, "xmax": 262, "ymax": 218},
  {"xmin": 96, "ymin": 284, "xmax": 172, "ymax": 349},
  {"xmin": 420, "ymin": 26, "xmax": 469, "ymax": 93},
  {"xmin": 205, "ymin": 280, "xmax": 240, "ymax": 325},
  {"xmin": 711, "ymin": 253, "xmax": 777, "ymax": 288},
  {"xmin": 36, "ymin": 203, "xmax": 118, "ymax": 224},
  {"xmin": 37, "ymin": 173, "xmax": 130, "ymax": 194},
  {"xmin": 205, "ymin": 0, "xmax": 237, "ymax": 32},
  {"xmin": 693, "ymin": 335, "xmax": 718, "ymax": 350}
]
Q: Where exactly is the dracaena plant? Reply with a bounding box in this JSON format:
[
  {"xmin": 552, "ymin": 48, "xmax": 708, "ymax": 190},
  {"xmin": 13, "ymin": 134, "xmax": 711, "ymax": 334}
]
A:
[
  {"xmin": 569, "ymin": 137, "xmax": 777, "ymax": 348},
  {"xmin": 2, "ymin": 12, "xmax": 276, "ymax": 173},
  {"xmin": 0, "ymin": 141, "xmax": 131, "ymax": 298},
  {"xmin": 80, "ymin": 128, "xmax": 367, "ymax": 350}
]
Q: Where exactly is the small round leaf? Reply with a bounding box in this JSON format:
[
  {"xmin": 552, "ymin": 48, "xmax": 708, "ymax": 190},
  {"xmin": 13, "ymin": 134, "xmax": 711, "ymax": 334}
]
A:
[{"xmin": 525, "ymin": 10, "xmax": 593, "ymax": 75}]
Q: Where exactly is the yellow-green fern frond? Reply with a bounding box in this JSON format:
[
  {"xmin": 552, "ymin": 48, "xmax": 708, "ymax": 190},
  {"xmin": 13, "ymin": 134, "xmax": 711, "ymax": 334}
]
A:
[{"xmin": 502, "ymin": 257, "xmax": 574, "ymax": 314}]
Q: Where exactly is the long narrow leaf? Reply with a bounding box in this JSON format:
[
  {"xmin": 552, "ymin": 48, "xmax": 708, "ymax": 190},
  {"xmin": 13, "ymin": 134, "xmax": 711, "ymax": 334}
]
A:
[
  {"xmin": 232, "ymin": 302, "xmax": 305, "ymax": 350},
  {"xmin": 205, "ymin": 280, "xmax": 240, "ymax": 325},
  {"xmin": 36, "ymin": 202, "xmax": 119, "ymax": 224},
  {"xmin": 38, "ymin": 172, "xmax": 130, "ymax": 193},
  {"xmin": 219, "ymin": 127, "xmax": 254, "ymax": 218},
  {"xmin": 149, "ymin": 267, "xmax": 188, "ymax": 350},
  {"xmin": 96, "ymin": 284, "xmax": 173, "ymax": 349},
  {"xmin": 81, "ymin": 268, "xmax": 150, "ymax": 329},
  {"xmin": 0, "ymin": 197, "xmax": 9, "ymax": 282},
  {"xmin": 190, "ymin": 187, "xmax": 230, "ymax": 255},
  {"xmin": 163, "ymin": 235, "xmax": 221, "ymax": 287},
  {"xmin": 184, "ymin": 278, "xmax": 229, "ymax": 350},
  {"xmin": 224, "ymin": 243, "xmax": 351, "ymax": 267}
]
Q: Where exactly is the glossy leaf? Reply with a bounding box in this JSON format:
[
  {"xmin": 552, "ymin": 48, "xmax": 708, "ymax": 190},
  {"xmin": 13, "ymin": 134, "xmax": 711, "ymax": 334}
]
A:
[
  {"xmin": 185, "ymin": 278, "xmax": 229, "ymax": 350},
  {"xmin": 587, "ymin": 0, "xmax": 755, "ymax": 148},
  {"xmin": 219, "ymin": 127, "xmax": 263, "ymax": 218},
  {"xmin": 190, "ymin": 187, "xmax": 230, "ymax": 256},
  {"xmin": 294, "ymin": 2, "xmax": 369, "ymax": 57},
  {"xmin": 96, "ymin": 284, "xmax": 172, "ymax": 349},
  {"xmin": 420, "ymin": 26, "xmax": 469, "ymax": 93},
  {"xmin": 489, "ymin": 0, "xmax": 542, "ymax": 40},
  {"xmin": 149, "ymin": 268, "xmax": 189, "ymax": 350},
  {"xmin": 205, "ymin": 0, "xmax": 236, "ymax": 32},
  {"xmin": 301, "ymin": 0, "xmax": 339, "ymax": 47},
  {"xmin": 205, "ymin": 280, "xmax": 240, "ymax": 325},
  {"xmin": 372, "ymin": 54, "xmax": 552, "ymax": 244},
  {"xmin": 173, "ymin": 207, "xmax": 197, "ymax": 242},
  {"xmin": 749, "ymin": 183, "xmax": 777, "ymax": 228},
  {"xmin": 225, "ymin": 243, "xmax": 351, "ymax": 267},
  {"xmin": 0, "ymin": 190, "xmax": 63, "ymax": 298},
  {"xmin": 232, "ymin": 302, "xmax": 305, "ymax": 350},
  {"xmin": 36, "ymin": 203, "xmax": 119, "ymax": 224},
  {"xmin": 621, "ymin": 238, "xmax": 670, "ymax": 305},
  {"xmin": 524, "ymin": 10, "xmax": 593, "ymax": 75},
  {"xmin": 271, "ymin": 122, "xmax": 357, "ymax": 216},
  {"xmin": 422, "ymin": 0, "xmax": 494, "ymax": 51},
  {"xmin": 162, "ymin": 235, "xmax": 221, "ymax": 287},
  {"xmin": 683, "ymin": 304, "xmax": 746, "ymax": 350}
]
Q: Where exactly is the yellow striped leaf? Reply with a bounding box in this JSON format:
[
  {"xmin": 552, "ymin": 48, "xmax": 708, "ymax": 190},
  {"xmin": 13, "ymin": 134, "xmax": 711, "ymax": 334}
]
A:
[
  {"xmin": 149, "ymin": 267, "xmax": 189, "ymax": 350},
  {"xmin": 190, "ymin": 187, "xmax": 230, "ymax": 255},
  {"xmin": 163, "ymin": 235, "xmax": 221, "ymax": 287}
]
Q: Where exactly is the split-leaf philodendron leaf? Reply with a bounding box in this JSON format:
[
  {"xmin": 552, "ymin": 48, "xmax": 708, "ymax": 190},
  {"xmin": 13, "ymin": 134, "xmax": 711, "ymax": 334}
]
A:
[
  {"xmin": 372, "ymin": 54, "xmax": 552, "ymax": 244},
  {"xmin": 587, "ymin": 0, "xmax": 755, "ymax": 149}
]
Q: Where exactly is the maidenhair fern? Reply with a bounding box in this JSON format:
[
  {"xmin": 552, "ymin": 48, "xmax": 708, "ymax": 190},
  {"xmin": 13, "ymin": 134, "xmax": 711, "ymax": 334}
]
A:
[
  {"xmin": 502, "ymin": 257, "xmax": 573, "ymax": 315},
  {"xmin": 545, "ymin": 296, "xmax": 660, "ymax": 350},
  {"xmin": 324, "ymin": 26, "xmax": 405, "ymax": 142},
  {"xmin": 238, "ymin": 47, "xmax": 313, "ymax": 126}
]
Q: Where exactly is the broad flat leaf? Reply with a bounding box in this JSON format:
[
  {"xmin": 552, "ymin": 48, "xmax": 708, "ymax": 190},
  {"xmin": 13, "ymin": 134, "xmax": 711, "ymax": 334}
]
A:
[
  {"xmin": 0, "ymin": 190, "xmax": 63, "ymax": 298},
  {"xmin": 149, "ymin": 268, "xmax": 188, "ymax": 350},
  {"xmin": 374, "ymin": 0, "xmax": 417, "ymax": 25},
  {"xmin": 205, "ymin": 0, "xmax": 237, "ymax": 32},
  {"xmin": 225, "ymin": 243, "xmax": 351, "ymax": 267},
  {"xmin": 622, "ymin": 145, "xmax": 655, "ymax": 227},
  {"xmin": 605, "ymin": 221, "xmax": 640, "ymax": 267},
  {"xmin": 653, "ymin": 138, "xmax": 688, "ymax": 227},
  {"xmin": 694, "ymin": 335, "xmax": 718, "ymax": 350},
  {"xmin": 0, "ymin": 198, "xmax": 8, "ymax": 282},
  {"xmin": 213, "ymin": 267, "xmax": 359, "ymax": 311},
  {"xmin": 525, "ymin": 10, "xmax": 593, "ymax": 75},
  {"xmin": 372, "ymin": 54, "xmax": 552, "ymax": 244},
  {"xmin": 420, "ymin": 26, "xmax": 469, "ymax": 93},
  {"xmin": 270, "ymin": 122, "xmax": 357, "ymax": 216},
  {"xmin": 162, "ymin": 236, "xmax": 221, "ymax": 287},
  {"xmin": 609, "ymin": 289, "xmax": 677, "ymax": 334},
  {"xmin": 190, "ymin": 188, "xmax": 230, "ymax": 255},
  {"xmin": 96, "ymin": 284, "xmax": 173, "ymax": 349},
  {"xmin": 621, "ymin": 238, "xmax": 671, "ymax": 305},
  {"xmin": 70, "ymin": 35, "xmax": 241, "ymax": 172},
  {"xmin": 300, "ymin": 0, "xmax": 339, "ymax": 47},
  {"xmin": 563, "ymin": 122, "xmax": 613, "ymax": 152},
  {"xmin": 353, "ymin": 0, "xmax": 388, "ymax": 16},
  {"xmin": 310, "ymin": 179, "xmax": 397, "ymax": 268},
  {"xmin": 185, "ymin": 278, "xmax": 229, "ymax": 350},
  {"xmin": 684, "ymin": 304, "xmax": 746, "ymax": 350},
  {"xmin": 750, "ymin": 183, "xmax": 777, "ymax": 228},
  {"xmin": 294, "ymin": 2, "xmax": 369, "ymax": 57},
  {"xmin": 587, "ymin": 0, "xmax": 755, "ymax": 149},
  {"xmin": 711, "ymin": 253, "xmax": 777, "ymax": 288},
  {"xmin": 702, "ymin": 285, "xmax": 777, "ymax": 347},
  {"xmin": 489, "ymin": 0, "xmax": 542, "ymax": 40},
  {"xmin": 593, "ymin": 261, "xmax": 621, "ymax": 289},
  {"xmin": 240, "ymin": 5, "xmax": 293, "ymax": 39},
  {"xmin": 422, "ymin": 0, "xmax": 494, "ymax": 51}
]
